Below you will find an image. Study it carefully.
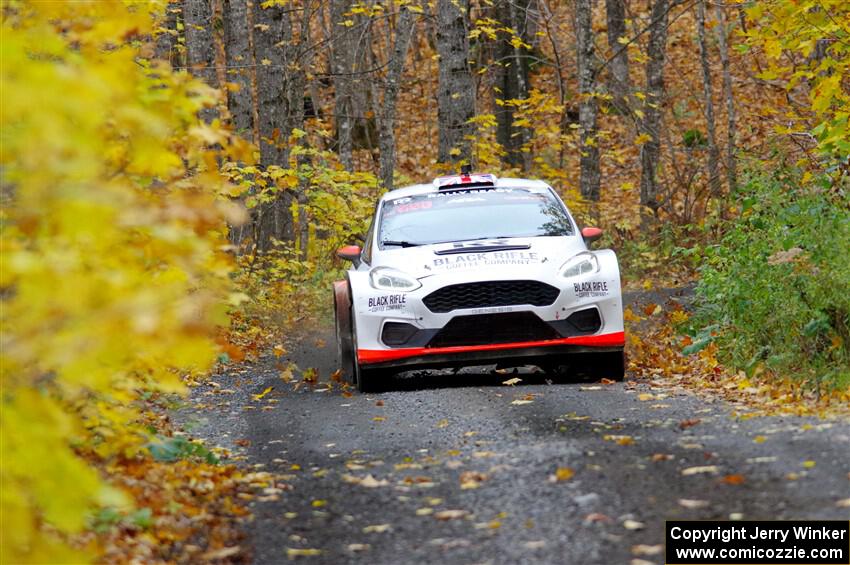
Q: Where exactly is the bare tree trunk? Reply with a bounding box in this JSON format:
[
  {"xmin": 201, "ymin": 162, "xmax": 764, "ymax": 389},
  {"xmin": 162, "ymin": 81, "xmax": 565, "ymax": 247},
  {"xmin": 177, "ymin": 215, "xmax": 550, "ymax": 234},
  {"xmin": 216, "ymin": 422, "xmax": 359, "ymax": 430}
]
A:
[
  {"xmin": 605, "ymin": 0, "xmax": 630, "ymax": 112},
  {"xmin": 330, "ymin": 0, "xmax": 356, "ymax": 170},
  {"xmin": 155, "ymin": 1, "xmax": 179, "ymax": 65},
  {"xmin": 494, "ymin": 0, "xmax": 532, "ymax": 170},
  {"xmin": 184, "ymin": 0, "xmax": 219, "ymax": 122},
  {"xmin": 538, "ymin": 0, "xmax": 568, "ymax": 168},
  {"xmin": 576, "ymin": 0, "xmax": 600, "ymax": 202},
  {"xmin": 253, "ymin": 0, "xmax": 293, "ymax": 248},
  {"xmin": 292, "ymin": 1, "xmax": 316, "ymax": 260},
  {"xmin": 639, "ymin": 0, "xmax": 668, "ymax": 215},
  {"xmin": 436, "ymin": 0, "xmax": 475, "ymax": 165},
  {"xmin": 224, "ymin": 0, "xmax": 254, "ymax": 137},
  {"xmin": 715, "ymin": 1, "xmax": 737, "ymax": 194},
  {"xmin": 378, "ymin": 6, "xmax": 417, "ymax": 190},
  {"xmin": 253, "ymin": 1, "xmax": 288, "ymax": 167},
  {"xmin": 696, "ymin": 0, "xmax": 720, "ymax": 198}
]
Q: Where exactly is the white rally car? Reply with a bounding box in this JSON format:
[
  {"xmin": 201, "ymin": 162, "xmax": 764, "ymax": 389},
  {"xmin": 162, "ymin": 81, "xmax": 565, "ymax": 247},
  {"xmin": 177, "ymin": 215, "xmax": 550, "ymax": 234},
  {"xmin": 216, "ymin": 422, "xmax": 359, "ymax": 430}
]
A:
[{"xmin": 333, "ymin": 173, "xmax": 625, "ymax": 392}]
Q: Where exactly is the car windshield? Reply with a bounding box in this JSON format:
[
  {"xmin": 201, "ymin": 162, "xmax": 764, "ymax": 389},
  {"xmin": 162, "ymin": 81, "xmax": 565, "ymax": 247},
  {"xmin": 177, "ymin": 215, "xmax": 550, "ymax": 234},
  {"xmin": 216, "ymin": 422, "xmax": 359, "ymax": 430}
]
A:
[{"xmin": 378, "ymin": 188, "xmax": 573, "ymax": 248}]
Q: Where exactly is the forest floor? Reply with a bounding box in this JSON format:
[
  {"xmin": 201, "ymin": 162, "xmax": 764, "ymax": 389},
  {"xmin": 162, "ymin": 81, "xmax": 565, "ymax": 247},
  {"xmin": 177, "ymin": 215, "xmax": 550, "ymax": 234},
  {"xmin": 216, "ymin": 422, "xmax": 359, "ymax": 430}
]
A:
[{"xmin": 175, "ymin": 289, "xmax": 850, "ymax": 564}]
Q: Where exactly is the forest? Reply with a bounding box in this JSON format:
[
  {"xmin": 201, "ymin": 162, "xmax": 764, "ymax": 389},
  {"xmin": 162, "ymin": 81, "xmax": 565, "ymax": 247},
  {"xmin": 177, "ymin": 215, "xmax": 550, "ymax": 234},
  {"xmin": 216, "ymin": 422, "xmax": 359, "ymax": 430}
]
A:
[{"xmin": 1, "ymin": 0, "xmax": 848, "ymax": 562}]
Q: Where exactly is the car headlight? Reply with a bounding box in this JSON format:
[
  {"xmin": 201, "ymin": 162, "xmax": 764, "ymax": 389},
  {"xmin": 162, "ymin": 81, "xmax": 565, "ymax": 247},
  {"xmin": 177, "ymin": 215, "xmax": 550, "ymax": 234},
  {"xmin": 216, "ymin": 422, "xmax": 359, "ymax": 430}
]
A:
[
  {"xmin": 560, "ymin": 252, "xmax": 599, "ymax": 278},
  {"xmin": 369, "ymin": 267, "xmax": 422, "ymax": 291}
]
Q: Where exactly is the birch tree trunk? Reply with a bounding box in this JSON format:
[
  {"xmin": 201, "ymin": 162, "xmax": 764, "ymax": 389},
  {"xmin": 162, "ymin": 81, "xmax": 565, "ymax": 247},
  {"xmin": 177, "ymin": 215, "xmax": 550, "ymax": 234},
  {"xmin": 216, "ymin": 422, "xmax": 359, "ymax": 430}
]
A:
[
  {"xmin": 576, "ymin": 0, "xmax": 600, "ymax": 202},
  {"xmin": 639, "ymin": 0, "xmax": 669, "ymax": 214},
  {"xmin": 715, "ymin": 2, "xmax": 737, "ymax": 194},
  {"xmin": 378, "ymin": 6, "xmax": 417, "ymax": 190},
  {"xmin": 184, "ymin": 0, "xmax": 219, "ymax": 122},
  {"xmin": 436, "ymin": 0, "xmax": 475, "ymax": 164},
  {"xmin": 696, "ymin": 0, "xmax": 720, "ymax": 197},
  {"xmin": 605, "ymin": 0, "xmax": 630, "ymax": 112},
  {"xmin": 224, "ymin": 0, "xmax": 254, "ymax": 138}
]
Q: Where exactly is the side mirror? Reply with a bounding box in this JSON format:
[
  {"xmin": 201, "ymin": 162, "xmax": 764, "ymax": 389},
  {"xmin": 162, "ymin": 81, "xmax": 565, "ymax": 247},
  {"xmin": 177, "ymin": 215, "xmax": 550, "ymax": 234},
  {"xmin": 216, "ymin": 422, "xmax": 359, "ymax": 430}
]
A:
[
  {"xmin": 336, "ymin": 245, "xmax": 362, "ymax": 263},
  {"xmin": 581, "ymin": 227, "xmax": 603, "ymax": 244}
]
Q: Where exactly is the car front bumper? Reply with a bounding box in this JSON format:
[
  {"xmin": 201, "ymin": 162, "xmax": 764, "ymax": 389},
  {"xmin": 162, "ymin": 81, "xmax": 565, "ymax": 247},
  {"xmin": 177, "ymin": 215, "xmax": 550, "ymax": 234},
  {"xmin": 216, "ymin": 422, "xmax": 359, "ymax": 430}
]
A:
[{"xmin": 349, "ymin": 251, "xmax": 624, "ymax": 370}]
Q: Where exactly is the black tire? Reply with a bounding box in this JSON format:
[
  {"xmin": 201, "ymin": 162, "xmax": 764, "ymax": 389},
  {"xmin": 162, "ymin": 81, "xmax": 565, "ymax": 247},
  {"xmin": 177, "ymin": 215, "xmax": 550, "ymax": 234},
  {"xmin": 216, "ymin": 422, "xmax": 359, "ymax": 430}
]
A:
[
  {"xmin": 333, "ymin": 283, "xmax": 356, "ymax": 385},
  {"xmin": 542, "ymin": 350, "xmax": 625, "ymax": 382},
  {"xmin": 583, "ymin": 350, "xmax": 626, "ymax": 381},
  {"xmin": 355, "ymin": 364, "xmax": 388, "ymax": 393}
]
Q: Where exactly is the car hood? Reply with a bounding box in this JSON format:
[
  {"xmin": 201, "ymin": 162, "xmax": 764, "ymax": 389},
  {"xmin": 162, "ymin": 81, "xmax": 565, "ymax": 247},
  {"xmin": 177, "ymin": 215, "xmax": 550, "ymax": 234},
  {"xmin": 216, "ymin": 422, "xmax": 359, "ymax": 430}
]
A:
[{"xmin": 371, "ymin": 236, "xmax": 588, "ymax": 279}]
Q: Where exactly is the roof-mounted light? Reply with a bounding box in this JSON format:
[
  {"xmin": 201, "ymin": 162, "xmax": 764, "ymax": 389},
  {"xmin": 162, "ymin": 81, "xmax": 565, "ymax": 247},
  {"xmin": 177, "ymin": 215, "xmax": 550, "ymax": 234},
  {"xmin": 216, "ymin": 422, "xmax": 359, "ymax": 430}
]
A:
[{"xmin": 433, "ymin": 172, "xmax": 498, "ymax": 190}]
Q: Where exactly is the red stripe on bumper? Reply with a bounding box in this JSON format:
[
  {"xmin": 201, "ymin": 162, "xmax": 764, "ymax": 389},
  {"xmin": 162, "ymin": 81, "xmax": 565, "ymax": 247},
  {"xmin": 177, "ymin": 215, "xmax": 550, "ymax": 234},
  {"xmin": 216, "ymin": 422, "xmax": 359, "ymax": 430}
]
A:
[{"xmin": 357, "ymin": 331, "xmax": 625, "ymax": 365}]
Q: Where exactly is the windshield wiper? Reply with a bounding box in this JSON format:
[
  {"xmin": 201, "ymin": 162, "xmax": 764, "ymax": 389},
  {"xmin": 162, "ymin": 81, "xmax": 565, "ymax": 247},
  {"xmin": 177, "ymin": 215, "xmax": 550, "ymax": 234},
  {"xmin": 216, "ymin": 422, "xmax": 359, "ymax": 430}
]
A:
[{"xmin": 381, "ymin": 240, "xmax": 421, "ymax": 248}]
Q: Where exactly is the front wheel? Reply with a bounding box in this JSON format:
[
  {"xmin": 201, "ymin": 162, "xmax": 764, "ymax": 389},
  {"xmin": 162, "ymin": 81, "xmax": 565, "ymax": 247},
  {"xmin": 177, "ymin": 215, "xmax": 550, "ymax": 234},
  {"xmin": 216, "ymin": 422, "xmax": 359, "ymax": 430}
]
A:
[
  {"xmin": 355, "ymin": 364, "xmax": 389, "ymax": 393},
  {"xmin": 333, "ymin": 282, "xmax": 356, "ymax": 385},
  {"xmin": 541, "ymin": 350, "xmax": 625, "ymax": 382},
  {"xmin": 594, "ymin": 350, "xmax": 626, "ymax": 381}
]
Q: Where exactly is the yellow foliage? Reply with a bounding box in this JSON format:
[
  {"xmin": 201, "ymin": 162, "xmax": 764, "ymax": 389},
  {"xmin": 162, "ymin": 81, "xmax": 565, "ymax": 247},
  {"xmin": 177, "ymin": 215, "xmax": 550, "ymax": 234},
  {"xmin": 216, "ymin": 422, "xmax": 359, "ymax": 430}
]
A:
[
  {"xmin": 0, "ymin": 1, "xmax": 245, "ymax": 561},
  {"xmin": 745, "ymin": 0, "xmax": 850, "ymax": 159}
]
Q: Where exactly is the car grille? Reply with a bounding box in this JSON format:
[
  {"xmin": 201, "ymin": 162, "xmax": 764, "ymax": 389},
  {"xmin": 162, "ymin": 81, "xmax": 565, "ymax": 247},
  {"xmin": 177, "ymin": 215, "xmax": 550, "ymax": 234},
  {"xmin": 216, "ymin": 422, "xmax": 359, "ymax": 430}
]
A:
[
  {"xmin": 422, "ymin": 280, "xmax": 560, "ymax": 313},
  {"xmin": 428, "ymin": 312, "xmax": 559, "ymax": 348}
]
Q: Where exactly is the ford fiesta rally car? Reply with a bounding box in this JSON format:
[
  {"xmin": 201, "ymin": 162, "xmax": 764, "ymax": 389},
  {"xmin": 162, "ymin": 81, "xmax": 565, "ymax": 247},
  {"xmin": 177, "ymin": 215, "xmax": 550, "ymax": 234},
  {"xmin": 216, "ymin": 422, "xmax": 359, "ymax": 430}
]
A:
[{"xmin": 333, "ymin": 173, "xmax": 625, "ymax": 392}]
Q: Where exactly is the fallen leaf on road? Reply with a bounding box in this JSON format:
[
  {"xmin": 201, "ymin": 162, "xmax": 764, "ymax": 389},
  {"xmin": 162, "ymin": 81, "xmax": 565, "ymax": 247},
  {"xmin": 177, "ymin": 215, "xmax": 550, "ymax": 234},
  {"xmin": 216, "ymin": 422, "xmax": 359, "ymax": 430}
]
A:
[
  {"xmin": 511, "ymin": 399, "xmax": 534, "ymax": 405},
  {"xmin": 311, "ymin": 499, "xmax": 326, "ymax": 507},
  {"xmin": 604, "ymin": 434, "xmax": 635, "ymax": 446},
  {"xmin": 681, "ymin": 465, "xmax": 719, "ymax": 476},
  {"xmin": 375, "ymin": 400, "xmax": 384, "ymax": 406},
  {"xmin": 202, "ymin": 546, "xmax": 241, "ymax": 560},
  {"xmin": 460, "ymin": 471, "xmax": 488, "ymax": 489},
  {"xmin": 651, "ymin": 453, "xmax": 673, "ymax": 462},
  {"xmin": 273, "ymin": 344, "xmax": 287, "ymax": 358},
  {"xmin": 346, "ymin": 544, "xmax": 370, "ymax": 552},
  {"xmin": 679, "ymin": 499, "xmax": 710, "ymax": 509},
  {"xmin": 549, "ymin": 467, "xmax": 575, "ymax": 482},
  {"xmin": 623, "ymin": 519, "xmax": 645, "ymax": 530},
  {"xmin": 753, "ymin": 435, "xmax": 766, "ymax": 443},
  {"xmin": 363, "ymin": 524, "xmax": 391, "ymax": 533},
  {"xmin": 524, "ymin": 540, "xmax": 546, "ymax": 549},
  {"xmin": 437, "ymin": 418, "xmax": 449, "ymax": 428},
  {"xmin": 802, "ymin": 460, "xmax": 816, "ymax": 468},
  {"xmin": 253, "ymin": 386, "xmax": 273, "ymax": 401},
  {"xmin": 632, "ymin": 544, "xmax": 662, "ymax": 556},
  {"xmin": 835, "ymin": 498, "xmax": 850, "ymax": 508},
  {"xmin": 434, "ymin": 509, "xmax": 469, "ymax": 520},
  {"xmin": 584, "ymin": 512, "xmax": 613, "ymax": 523},
  {"xmin": 473, "ymin": 451, "xmax": 495, "ymax": 458},
  {"xmin": 580, "ymin": 386, "xmax": 603, "ymax": 391},
  {"xmin": 329, "ymin": 369, "xmax": 343, "ymax": 382},
  {"xmin": 721, "ymin": 474, "xmax": 746, "ymax": 485},
  {"xmin": 600, "ymin": 378, "xmax": 616, "ymax": 385},
  {"xmin": 416, "ymin": 507, "xmax": 433, "ymax": 516},
  {"xmin": 502, "ymin": 377, "xmax": 522, "ymax": 386},
  {"xmin": 360, "ymin": 474, "xmax": 389, "ymax": 488},
  {"xmin": 286, "ymin": 548, "xmax": 322, "ymax": 558},
  {"xmin": 372, "ymin": 416, "xmax": 385, "ymax": 422},
  {"xmin": 679, "ymin": 419, "xmax": 701, "ymax": 430},
  {"xmin": 638, "ymin": 393, "xmax": 656, "ymax": 401}
]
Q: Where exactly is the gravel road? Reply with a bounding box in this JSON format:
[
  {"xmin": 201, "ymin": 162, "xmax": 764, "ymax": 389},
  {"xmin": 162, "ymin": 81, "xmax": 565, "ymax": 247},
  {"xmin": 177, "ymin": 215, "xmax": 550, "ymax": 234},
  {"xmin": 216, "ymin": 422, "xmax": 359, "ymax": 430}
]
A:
[{"xmin": 177, "ymin": 289, "xmax": 850, "ymax": 565}]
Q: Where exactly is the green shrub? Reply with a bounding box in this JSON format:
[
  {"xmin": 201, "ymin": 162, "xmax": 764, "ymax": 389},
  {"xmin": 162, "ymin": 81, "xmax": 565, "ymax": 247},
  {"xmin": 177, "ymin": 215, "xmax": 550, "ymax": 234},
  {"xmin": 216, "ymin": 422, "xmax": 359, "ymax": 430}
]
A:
[{"xmin": 691, "ymin": 168, "xmax": 850, "ymax": 392}]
